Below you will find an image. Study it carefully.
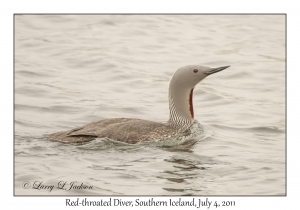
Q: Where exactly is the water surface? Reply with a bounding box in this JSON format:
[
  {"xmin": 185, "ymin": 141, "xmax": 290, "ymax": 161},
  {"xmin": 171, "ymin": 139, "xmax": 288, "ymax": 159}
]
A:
[{"xmin": 15, "ymin": 15, "xmax": 285, "ymax": 195}]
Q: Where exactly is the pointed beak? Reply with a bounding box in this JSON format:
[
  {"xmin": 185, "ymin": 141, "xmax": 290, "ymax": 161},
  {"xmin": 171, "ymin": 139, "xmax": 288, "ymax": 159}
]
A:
[{"xmin": 206, "ymin": 65, "xmax": 230, "ymax": 75}]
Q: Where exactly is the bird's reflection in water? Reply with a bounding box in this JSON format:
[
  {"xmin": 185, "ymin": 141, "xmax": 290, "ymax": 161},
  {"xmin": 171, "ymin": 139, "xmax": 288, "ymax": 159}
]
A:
[{"xmin": 158, "ymin": 140, "xmax": 216, "ymax": 195}]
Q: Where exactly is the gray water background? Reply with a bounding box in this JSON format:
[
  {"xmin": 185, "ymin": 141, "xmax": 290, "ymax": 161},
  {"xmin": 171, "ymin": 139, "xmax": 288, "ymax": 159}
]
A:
[{"xmin": 14, "ymin": 15, "xmax": 285, "ymax": 195}]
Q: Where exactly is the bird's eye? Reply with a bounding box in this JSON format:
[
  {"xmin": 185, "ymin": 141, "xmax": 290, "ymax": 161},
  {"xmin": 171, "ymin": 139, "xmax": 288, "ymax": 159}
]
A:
[{"xmin": 193, "ymin": 69, "xmax": 198, "ymax": 73}]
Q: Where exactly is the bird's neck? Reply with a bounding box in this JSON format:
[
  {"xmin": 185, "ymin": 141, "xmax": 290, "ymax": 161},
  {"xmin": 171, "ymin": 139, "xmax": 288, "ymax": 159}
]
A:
[{"xmin": 168, "ymin": 87, "xmax": 195, "ymax": 132}]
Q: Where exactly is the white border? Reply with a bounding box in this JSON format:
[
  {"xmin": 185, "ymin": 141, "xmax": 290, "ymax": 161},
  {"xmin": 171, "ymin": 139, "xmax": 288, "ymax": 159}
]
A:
[{"xmin": 3, "ymin": 0, "xmax": 295, "ymax": 209}]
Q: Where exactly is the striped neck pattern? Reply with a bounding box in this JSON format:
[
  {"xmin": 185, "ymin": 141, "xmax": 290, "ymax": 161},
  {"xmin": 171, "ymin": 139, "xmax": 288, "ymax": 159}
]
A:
[{"xmin": 168, "ymin": 90, "xmax": 194, "ymax": 132}]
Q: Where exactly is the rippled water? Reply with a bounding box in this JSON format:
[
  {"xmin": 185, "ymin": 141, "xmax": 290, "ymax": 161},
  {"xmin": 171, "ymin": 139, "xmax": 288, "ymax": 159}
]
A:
[{"xmin": 14, "ymin": 15, "xmax": 285, "ymax": 195}]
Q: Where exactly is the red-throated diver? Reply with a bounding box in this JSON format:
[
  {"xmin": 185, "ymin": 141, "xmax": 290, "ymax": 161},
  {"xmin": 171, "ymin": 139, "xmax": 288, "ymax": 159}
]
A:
[{"xmin": 45, "ymin": 65, "xmax": 230, "ymax": 144}]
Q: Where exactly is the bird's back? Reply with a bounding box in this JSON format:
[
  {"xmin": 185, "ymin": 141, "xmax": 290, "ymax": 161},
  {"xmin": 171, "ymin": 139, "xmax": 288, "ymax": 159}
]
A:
[{"xmin": 44, "ymin": 118, "xmax": 180, "ymax": 144}]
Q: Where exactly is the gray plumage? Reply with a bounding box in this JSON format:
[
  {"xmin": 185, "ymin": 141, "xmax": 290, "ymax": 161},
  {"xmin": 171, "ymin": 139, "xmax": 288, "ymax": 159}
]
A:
[{"xmin": 45, "ymin": 65, "xmax": 229, "ymax": 144}]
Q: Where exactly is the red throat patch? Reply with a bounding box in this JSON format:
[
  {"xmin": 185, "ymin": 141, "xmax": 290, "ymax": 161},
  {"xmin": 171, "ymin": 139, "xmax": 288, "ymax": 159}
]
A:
[{"xmin": 189, "ymin": 88, "xmax": 194, "ymax": 119}]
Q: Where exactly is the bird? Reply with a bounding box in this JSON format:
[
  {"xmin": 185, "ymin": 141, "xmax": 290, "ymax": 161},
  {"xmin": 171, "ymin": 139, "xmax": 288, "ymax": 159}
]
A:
[{"xmin": 44, "ymin": 65, "xmax": 230, "ymax": 144}]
